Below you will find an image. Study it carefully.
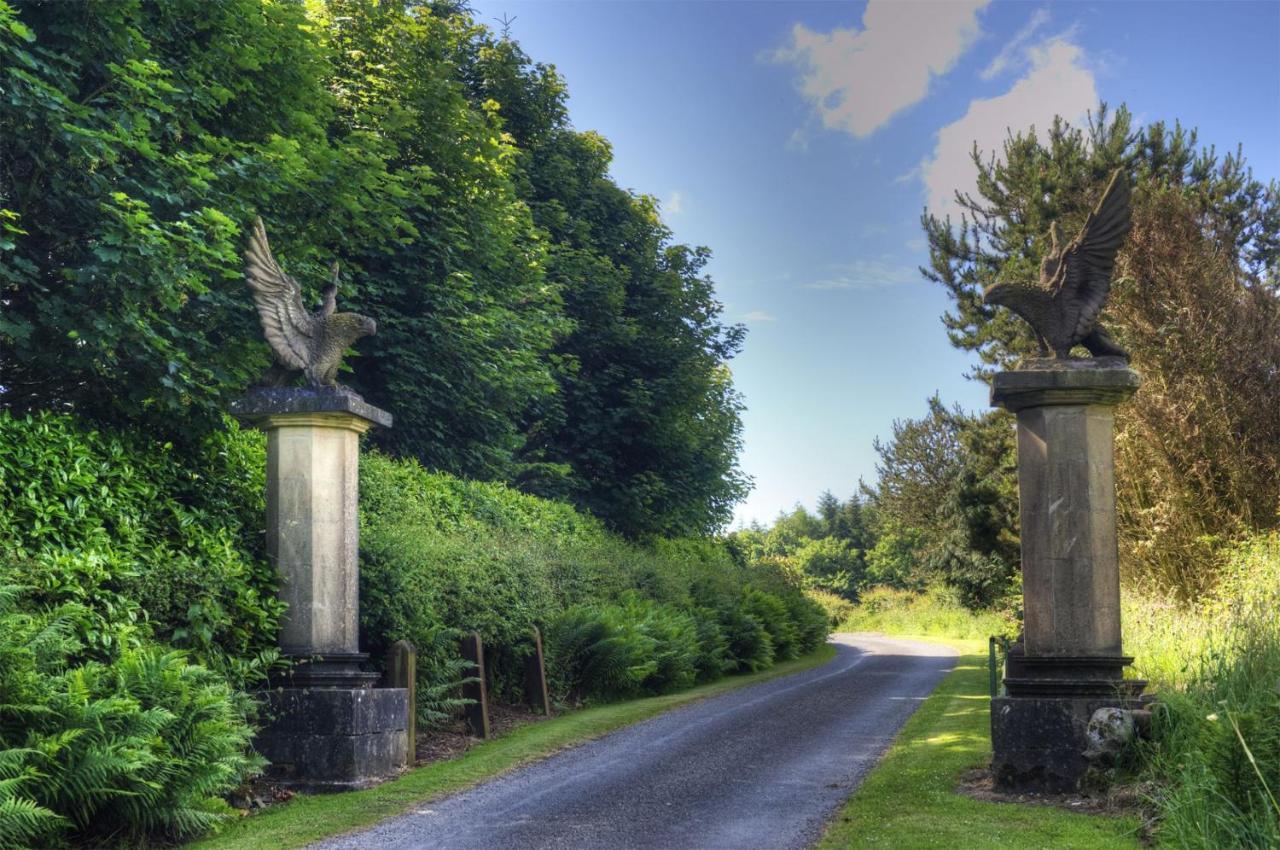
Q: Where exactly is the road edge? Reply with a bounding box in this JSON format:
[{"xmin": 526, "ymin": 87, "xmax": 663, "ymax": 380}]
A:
[{"xmin": 188, "ymin": 644, "xmax": 839, "ymax": 850}]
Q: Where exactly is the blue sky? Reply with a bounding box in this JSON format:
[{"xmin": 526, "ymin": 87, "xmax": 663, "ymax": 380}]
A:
[{"xmin": 469, "ymin": 0, "xmax": 1280, "ymax": 527}]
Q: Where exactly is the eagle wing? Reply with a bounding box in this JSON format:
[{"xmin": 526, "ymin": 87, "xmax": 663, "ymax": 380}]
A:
[
  {"xmin": 1057, "ymin": 170, "xmax": 1132, "ymax": 341},
  {"xmin": 244, "ymin": 217, "xmax": 316, "ymax": 370}
]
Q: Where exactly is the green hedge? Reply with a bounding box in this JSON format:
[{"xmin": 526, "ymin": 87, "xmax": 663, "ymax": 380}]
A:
[
  {"xmin": 0, "ymin": 412, "xmax": 279, "ymax": 682},
  {"xmin": 0, "ymin": 411, "xmax": 828, "ymax": 845},
  {"xmin": 357, "ymin": 449, "xmax": 828, "ymax": 713}
]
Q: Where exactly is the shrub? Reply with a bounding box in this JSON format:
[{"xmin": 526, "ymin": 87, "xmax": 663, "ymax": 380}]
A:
[
  {"xmin": 718, "ymin": 605, "xmax": 774, "ymax": 673},
  {"xmin": 807, "ymin": 588, "xmax": 856, "ymax": 629},
  {"xmin": 0, "ymin": 412, "xmax": 280, "ymax": 683},
  {"xmin": 358, "ymin": 450, "xmax": 825, "ymax": 717},
  {"xmin": 1130, "ymin": 534, "xmax": 1280, "ymax": 848},
  {"xmin": 840, "ymin": 585, "xmax": 1017, "ymax": 640},
  {"xmin": 622, "ymin": 595, "xmax": 700, "ymax": 694},
  {"xmin": 690, "ymin": 609, "xmax": 731, "ymax": 683},
  {"xmin": 0, "ymin": 584, "xmax": 261, "ymax": 848},
  {"xmin": 744, "ymin": 589, "xmax": 799, "ymax": 661},
  {"xmin": 546, "ymin": 604, "xmax": 658, "ymax": 702}
]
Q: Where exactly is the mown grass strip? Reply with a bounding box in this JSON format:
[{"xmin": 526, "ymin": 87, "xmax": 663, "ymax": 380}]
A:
[
  {"xmin": 190, "ymin": 645, "xmax": 836, "ymax": 850},
  {"xmin": 816, "ymin": 638, "xmax": 1144, "ymax": 850}
]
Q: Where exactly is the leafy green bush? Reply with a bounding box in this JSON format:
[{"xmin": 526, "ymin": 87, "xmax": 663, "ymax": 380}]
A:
[
  {"xmin": 546, "ymin": 603, "xmax": 659, "ymax": 702},
  {"xmin": 807, "ymin": 588, "xmax": 857, "ymax": 629},
  {"xmin": 359, "ymin": 451, "xmax": 828, "ymax": 715},
  {"xmin": 744, "ymin": 589, "xmax": 799, "ymax": 661},
  {"xmin": 0, "ymin": 412, "xmax": 280, "ymax": 683},
  {"xmin": 839, "ymin": 585, "xmax": 1018, "ymax": 640},
  {"xmin": 0, "ymin": 584, "xmax": 261, "ymax": 848},
  {"xmin": 717, "ymin": 605, "xmax": 774, "ymax": 673}
]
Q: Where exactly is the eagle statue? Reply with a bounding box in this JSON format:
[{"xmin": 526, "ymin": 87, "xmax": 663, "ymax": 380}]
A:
[
  {"xmin": 244, "ymin": 217, "xmax": 376, "ymax": 389},
  {"xmin": 983, "ymin": 169, "xmax": 1132, "ymax": 361}
]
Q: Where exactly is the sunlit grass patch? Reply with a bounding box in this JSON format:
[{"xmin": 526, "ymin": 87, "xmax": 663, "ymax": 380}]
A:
[{"xmin": 816, "ymin": 640, "xmax": 1143, "ymax": 850}]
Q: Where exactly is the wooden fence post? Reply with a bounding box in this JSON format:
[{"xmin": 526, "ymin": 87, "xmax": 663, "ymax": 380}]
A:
[
  {"xmin": 385, "ymin": 640, "xmax": 417, "ymax": 762},
  {"xmin": 459, "ymin": 631, "xmax": 490, "ymax": 738},
  {"xmin": 524, "ymin": 626, "xmax": 552, "ymax": 716}
]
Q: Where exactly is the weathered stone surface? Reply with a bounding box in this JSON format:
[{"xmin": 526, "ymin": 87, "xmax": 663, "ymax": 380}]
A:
[
  {"xmin": 231, "ymin": 386, "xmax": 393, "ymax": 428},
  {"xmin": 990, "ymin": 360, "xmax": 1144, "ymax": 792},
  {"xmin": 256, "ymin": 687, "xmax": 408, "ymax": 792},
  {"xmin": 232, "ymin": 395, "xmax": 390, "ymax": 662},
  {"xmin": 991, "ymin": 694, "xmax": 1144, "ymax": 792},
  {"xmin": 1083, "ymin": 706, "xmax": 1137, "ymax": 765},
  {"xmin": 993, "ymin": 362, "xmax": 1139, "ymax": 659}
]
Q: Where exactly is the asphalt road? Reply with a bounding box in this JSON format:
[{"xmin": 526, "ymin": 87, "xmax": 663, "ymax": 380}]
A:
[{"xmin": 313, "ymin": 633, "xmax": 957, "ymax": 850}]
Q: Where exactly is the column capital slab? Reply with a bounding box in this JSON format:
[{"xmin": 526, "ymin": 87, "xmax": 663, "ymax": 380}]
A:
[
  {"xmin": 231, "ymin": 387, "xmax": 392, "ymax": 431},
  {"xmin": 992, "ymin": 358, "xmax": 1141, "ymax": 413}
]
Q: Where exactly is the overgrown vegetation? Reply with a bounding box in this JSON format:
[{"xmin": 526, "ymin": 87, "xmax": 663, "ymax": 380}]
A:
[
  {"xmin": 0, "ymin": 1, "xmax": 776, "ymax": 843},
  {"xmin": 0, "ymin": 410, "xmax": 822, "ymax": 847},
  {"xmin": 0, "ymin": 0, "xmax": 746, "ymax": 540},
  {"xmin": 0, "ymin": 584, "xmax": 262, "ymax": 848}
]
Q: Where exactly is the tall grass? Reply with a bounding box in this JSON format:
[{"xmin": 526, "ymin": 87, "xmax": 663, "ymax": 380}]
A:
[
  {"xmin": 836, "ymin": 585, "xmax": 1016, "ymax": 640},
  {"xmin": 840, "ymin": 540, "xmax": 1280, "ymax": 848},
  {"xmin": 1128, "ymin": 534, "xmax": 1280, "ymax": 849}
]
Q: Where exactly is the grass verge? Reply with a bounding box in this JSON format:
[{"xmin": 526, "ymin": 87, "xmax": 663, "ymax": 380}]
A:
[
  {"xmin": 190, "ymin": 645, "xmax": 837, "ymax": 850},
  {"xmin": 816, "ymin": 637, "xmax": 1144, "ymax": 850}
]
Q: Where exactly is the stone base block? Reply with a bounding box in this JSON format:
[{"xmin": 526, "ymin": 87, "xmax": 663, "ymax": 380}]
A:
[
  {"xmin": 991, "ymin": 694, "xmax": 1145, "ymax": 793},
  {"xmin": 257, "ymin": 687, "xmax": 408, "ymax": 792}
]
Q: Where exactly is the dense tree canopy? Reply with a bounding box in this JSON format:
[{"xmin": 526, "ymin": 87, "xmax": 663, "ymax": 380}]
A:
[{"xmin": 0, "ymin": 0, "xmax": 748, "ymax": 537}]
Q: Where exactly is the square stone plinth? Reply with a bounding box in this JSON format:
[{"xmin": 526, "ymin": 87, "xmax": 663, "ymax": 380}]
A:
[
  {"xmin": 256, "ymin": 687, "xmax": 409, "ymax": 792},
  {"xmin": 991, "ymin": 694, "xmax": 1144, "ymax": 792}
]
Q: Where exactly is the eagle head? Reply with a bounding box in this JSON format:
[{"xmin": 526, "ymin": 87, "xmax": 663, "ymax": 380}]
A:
[
  {"xmin": 983, "ymin": 280, "xmax": 1014, "ymax": 307},
  {"xmin": 328, "ymin": 311, "xmax": 377, "ymax": 345}
]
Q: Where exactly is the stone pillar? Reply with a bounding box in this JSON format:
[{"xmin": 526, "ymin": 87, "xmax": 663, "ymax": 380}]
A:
[
  {"xmin": 232, "ymin": 388, "xmax": 407, "ymax": 791},
  {"xmin": 989, "ymin": 359, "xmax": 1145, "ymax": 792}
]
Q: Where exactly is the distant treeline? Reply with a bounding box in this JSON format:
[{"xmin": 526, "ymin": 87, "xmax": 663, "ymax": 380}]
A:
[{"xmin": 0, "ymin": 0, "xmax": 747, "ymax": 539}]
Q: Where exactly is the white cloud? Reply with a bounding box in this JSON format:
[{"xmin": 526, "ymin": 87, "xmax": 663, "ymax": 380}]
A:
[
  {"xmin": 921, "ymin": 37, "xmax": 1096, "ymax": 223},
  {"xmin": 803, "ymin": 259, "xmax": 918, "ymax": 291},
  {"xmin": 664, "ymin": 190, "xmax": 685, "ymax": 215},
  {"xmin": 741, "ymin": 310, "xmax": 777, "ymax": 324},
  {"xmin": 774, "ymin": 0, "xmax": 989, "ymax": 139},
  {"xmin": 979, "ymin": 8, "xmax": 1050, "ymax": 80}
]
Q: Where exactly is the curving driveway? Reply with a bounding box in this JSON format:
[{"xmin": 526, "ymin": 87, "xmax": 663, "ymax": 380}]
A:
[{"xmin": 313, "ymin": 633, "xmax": 957, "ymax": 850}]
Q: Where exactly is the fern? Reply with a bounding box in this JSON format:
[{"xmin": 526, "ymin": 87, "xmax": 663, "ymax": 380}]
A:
[
  {"xmin": 0, "ymin": 583, "xmax": 260, "ymax": 846},
  {"xmin": 0, "ymin": 749, "xmax": 65, "ymax": 850},
  {"xmin": 413, "ymin": 627, "xmax": 477, "ymax": 728}
]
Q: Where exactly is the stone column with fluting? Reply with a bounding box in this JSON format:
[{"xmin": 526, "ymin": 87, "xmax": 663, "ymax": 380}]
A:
[{"xmin": 989, "ymin": 358, "xmax": 1145, "ymax": 792}]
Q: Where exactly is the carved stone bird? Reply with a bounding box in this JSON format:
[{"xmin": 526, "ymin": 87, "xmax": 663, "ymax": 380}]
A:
[
  {"xmin": 244, "ymin": 217, "xmax": 376, "ymax": 389},
  {"xmin": 983, "ymin": 170, "xmax": 1132, "ymax": 360}
]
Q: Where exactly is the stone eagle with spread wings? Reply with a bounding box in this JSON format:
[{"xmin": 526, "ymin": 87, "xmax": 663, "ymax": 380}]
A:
[
  {"xmin": 983, "ymin": 169, "xmax": 1132, "ymax": 361},
  {"xmin": 244, "ymin": 217, "xmax": 376, "ymax": 389}
]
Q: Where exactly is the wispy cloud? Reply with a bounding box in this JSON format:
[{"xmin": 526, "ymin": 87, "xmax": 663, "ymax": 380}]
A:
[
  {"xmin": 980, "ymin": 8, "xmax": 1051, "ymax": 80},
  {"xmin": 803, "ymin": 259, "xmax": 918, "ymax": 291},
  {"xmin": 921, "ymin": 36, "xmax": 1096, "ymax": 223},
  {"xmin": 664, "ymin": 190, "xmax": 685, "ymax": 215},
  {"xmin": 772, "ymin": 1, "xmax": 989, "ymax": 139},
  {"xmin": 741, "ymin": 310, "xmax": 778, "ymax": 324}
]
